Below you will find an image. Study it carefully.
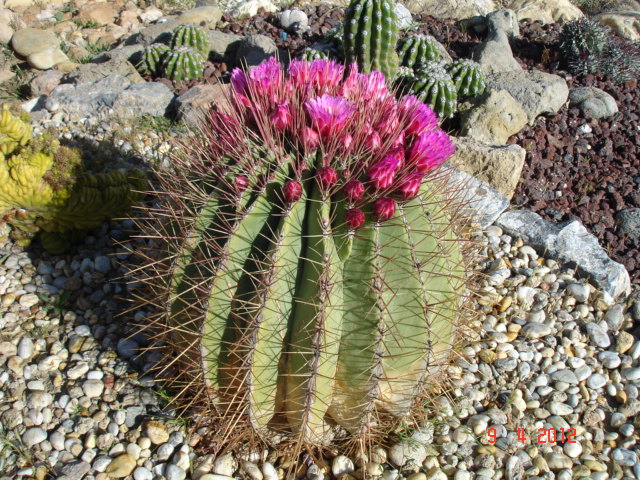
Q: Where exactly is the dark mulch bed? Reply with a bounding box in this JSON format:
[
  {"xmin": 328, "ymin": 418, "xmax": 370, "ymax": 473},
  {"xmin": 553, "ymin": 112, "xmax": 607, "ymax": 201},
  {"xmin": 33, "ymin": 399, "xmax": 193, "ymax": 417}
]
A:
[{"xmin": 189, "ymin": 5, "xmax": 640, "ymax": 286}]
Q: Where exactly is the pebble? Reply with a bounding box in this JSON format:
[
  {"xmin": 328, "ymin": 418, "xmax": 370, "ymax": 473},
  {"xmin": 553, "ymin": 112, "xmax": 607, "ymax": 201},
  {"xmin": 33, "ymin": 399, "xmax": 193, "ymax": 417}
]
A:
[
  {"xmin": 586, "ymin": 323, "xmax": 610, "ymax": 348},
  {"xmin": 611, "ymin": 448, "xmax": 637, "ymax": 466},
  {"xmin": 332, "ymin": 455, "xmax": 354, "ymax": 477},
  {"xmin": 22, "ymin": 427, "xmax": 47, "ymax": 447},
  {"xmin": 165, "ymin": 464, "xmax": 187, "ymax": 480},
  {"xmin": 133, "ymin": 467, "xmax": 153, "ymax": 480},
  {"xmin": 105, "ymin": 454, "xmax": 137, "ymax": 478},
  {"xmin": 145, "ymin": 421, "xmax": 170, "ymax": 445}
]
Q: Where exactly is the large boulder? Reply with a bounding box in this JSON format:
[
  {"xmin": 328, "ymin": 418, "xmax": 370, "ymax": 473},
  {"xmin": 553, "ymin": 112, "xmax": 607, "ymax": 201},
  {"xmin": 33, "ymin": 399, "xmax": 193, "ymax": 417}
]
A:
[
  {"xmin": 175, "ymin": 83, "xmax": 231, "ymax": 124},
  {"xmin": 448, "ymin": 137, "xmax": 526, "ymax": 199},
  {"xmin": 130, "ymin": 17, "xmax": 180, "ymax": 46},
  {"xmin": 595, "ymin": 12, "xmax": 640, "ymax": 41},
  {"xmin": 46, "ymin": 74, "xmax": 131, "ymax": 118},
  {"xmin": 459, "ymin": 88, "xmax": 528, "ymax": 144},
  {"xmin": 569, "ymin": 87, "xmax": 618, "ymax": 119},
  {"xmin": 510, "ymin": 0, "xmax": 584, "ymax": 24},
  {"xmin": 485, "ymin": 70, "xmax": 569, "ymax": 124},
  {"xmin": 208, "ymin": 30, "xmax": 243, "ymax": 59},
  {"xmin": 403, "ymin": 0, "xmax": 496, "ymax": 19},
  {"xmin": 235, "ymin": 34, "xmax": 277, "ymax": 68},
  {"xmin": 112, "ymin": 82, "xmax": 174, "ymax": 118},
  {"xmin": 496, "ymin": 210, "xmax": 631, "ymax": 300},
  {"xmin": 472, "ymin": 30, "xmax": 522, "ymax": 75},
  {"xmin": 61, "ymin": 57, "xmax": 144, "ymax": 85}
]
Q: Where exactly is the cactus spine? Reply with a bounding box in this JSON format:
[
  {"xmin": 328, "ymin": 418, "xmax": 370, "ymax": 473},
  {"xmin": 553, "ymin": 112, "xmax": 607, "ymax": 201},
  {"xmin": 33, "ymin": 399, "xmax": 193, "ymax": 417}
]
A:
[
  {"xmin": 161, "ymin": 46, "xmax": 205, "ymax": 82},
  {"xmin": 398, "ymin": 34, "xmax": 441, "ymax": 70},
  {"xmin": 343, "ymin": 0, "xmax": 399, "ymax": 80},
  {"xmin": 397, "ymin": 61, "xmax": 458, "ymax": 119},
  {"xmin": 446, "ymin": 58, "xmax": 486, "ymax": 98},
  {"xmin": 139, "ymin": 43, "xmax": 170, "ymax": 77},
  {"xmin": 170, "ymin": 23, "xmax": 211, "ymax": 58}
]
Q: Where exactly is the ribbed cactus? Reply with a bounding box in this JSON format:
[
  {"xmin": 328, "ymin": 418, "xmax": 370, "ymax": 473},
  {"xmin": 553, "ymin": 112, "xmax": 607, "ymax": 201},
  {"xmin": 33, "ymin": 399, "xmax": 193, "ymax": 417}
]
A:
[
  {"xmin": 170, "ymin": 23, "xmax": 211, "ymax": 58},
  {"xmin": 0, "ymin": 105, "xmax": 32, "ymax": 156},
  {"xmin": 558, "ymin": 18, "xmax": 610, "ymax": 76},
  {"xmin": 0, "ymin": 106, "xmax": 146, "ymax": 252},
  {"xmin": 396, "ymin": 61, "xmax": 458, "ymax": 119},
  {"xmin": 139, "ymin": 43, "xmax": 170, "ymax": 76},
  {"xmin": 343, "ymin": 0, "xmax": 400, "ymax": 80},
  {"xmin": 398, "ymin": 34, "xmax": 441, "ymax": 70},
  {"xmin": 135, "ymin": 59, "xmax": 472, "ymax": 449},
  {"xmin": 161, "ymin": 46, "xmax": 205, "ymax": 82},
  {"xmin": 299, "ymin": 47, "xmax": 331, "ymax": 61},
  {"xmin": 446, "ymin": 58, "xmax": 486, "ymax": 98}
]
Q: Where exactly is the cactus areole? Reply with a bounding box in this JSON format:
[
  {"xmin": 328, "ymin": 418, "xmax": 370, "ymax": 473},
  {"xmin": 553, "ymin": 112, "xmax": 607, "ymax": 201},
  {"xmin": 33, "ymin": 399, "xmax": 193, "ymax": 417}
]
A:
[{"xmin": 141, "ymin": 58, "xmax": 471, "ymax": 448}]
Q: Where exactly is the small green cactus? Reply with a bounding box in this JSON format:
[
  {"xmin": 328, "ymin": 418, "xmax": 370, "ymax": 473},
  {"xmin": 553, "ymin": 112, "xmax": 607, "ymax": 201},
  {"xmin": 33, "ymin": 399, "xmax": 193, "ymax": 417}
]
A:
[
  {"xmin": 446, "ymin": 59, "xmax": 486, "ymax": 98},
  {"xmin": 396, "ymin": 61, "xmax": 458, "ymax": 119},
  {"xmin": 343, "ymin": 0, "xmax": 400, "ymax": 80},
  {"xmin": 139, "ymin": 43, "xmax": 170, "ymax": 77},
  {"xmin": 398, "ymin": 34, "xmax": 441, "ymax": 71},
  {"xmin": 161, "ymin": 46, "xmax": 205, "ymax": 82},
  {"xmin": 170, "ymin": 23, "xmax": 211, "ymax": 58},
  {"xmin": 299, "ymin": 48, "xmax": 331, "ymax": 61}
]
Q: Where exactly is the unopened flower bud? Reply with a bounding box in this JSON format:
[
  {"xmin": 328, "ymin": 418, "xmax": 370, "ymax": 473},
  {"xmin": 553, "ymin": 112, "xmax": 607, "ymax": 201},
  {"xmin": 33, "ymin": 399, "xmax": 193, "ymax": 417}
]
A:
[
  {"xmin": 343, "ymin": 179, "xmax": 365, "ymax": 203},
  {"xmin": 397, "ymin": 172, "xmax": 423, "ymax": 200},
  {"xmin": 283, "ymin": 180, "xmax": 302, "ymax": 203},
  {"xmin": 316, "ymin": 167, "xmax": 338, "ymax": 191},
  {"xmin": 303, "ymin": 127, "xmax": 320, "ymax": 152},
  {"xmin": 270, "ymin": 102, "xmax": 291, "ymax": 130},
  {"xmin": 373, "ymin": 197, "xmax": 396, "ymax": 222},
  {"xmin": 345, "ymin": 208, "xmax": 365, "ymax": 229},
  {"xmin": 234, "ymin": 175, "xmax": 249, "ymax": 192}
]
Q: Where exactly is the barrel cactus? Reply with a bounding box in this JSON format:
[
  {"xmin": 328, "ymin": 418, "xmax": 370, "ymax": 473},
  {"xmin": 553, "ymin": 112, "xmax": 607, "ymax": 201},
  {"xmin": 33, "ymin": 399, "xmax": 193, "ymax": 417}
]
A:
[
  {"xmin": 135, "ymin": 58, "xmax": 474, "ymax": 450},
  {"xmin": 161, "ymin": 46, "xmax": 205, "ymax": 82},
  {"xmin": 396, "ymin": 61, "xmax": 458, "ymax": 119},
  {"xmin": 0, "ymin": 106, "xmax": 147, "ymax": 253},
  {"xmin": 139, "ymin": 43, "xmax": 170, "ymax": 77},
  {"xmin": 170, "ymin": 23, "xmax": 211, "ymax": 58},
  {"xmin": 343, "ymin": 0, "xmax": 400, "ymax": 80},
  {"xmin": 446, "ymin": 58, "xmax": 486, "ymax": 98},
  {"xmin": 398, "ymin": 34, "xmax": 441, "ymax": 70}
]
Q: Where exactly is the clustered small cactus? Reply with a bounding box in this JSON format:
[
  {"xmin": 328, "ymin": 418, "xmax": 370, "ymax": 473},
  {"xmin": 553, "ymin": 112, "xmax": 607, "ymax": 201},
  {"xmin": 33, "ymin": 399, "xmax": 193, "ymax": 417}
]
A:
[
  {"xmin": 446, "ymin": 58, "xmax": 486, "ymax": 98},
  {"xmin": 138, "ymin": 23, "xmax": 209, "ymax": 81},
  {"xmin": 299, "ymin": 47, "xmax": 331, "ymax": 62},
  {"xmin": 135, "ymin": 58, "xmax": 473, "ymax": 450},
  {"xmin": 0, "ymin": 105, "xmax": 146, "ymax": 253},
  {"xmin": 398, "ymin": 34, "xmax": 441, "ymax": 70},
  {"xmin": 397, "ymin": 61, "xmax": 458, "ymax": 118}
]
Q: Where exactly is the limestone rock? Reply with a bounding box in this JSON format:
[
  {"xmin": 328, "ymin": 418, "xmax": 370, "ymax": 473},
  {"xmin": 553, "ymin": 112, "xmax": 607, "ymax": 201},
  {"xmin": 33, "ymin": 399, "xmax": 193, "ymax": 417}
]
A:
[
  {"xmin": 231, "ymin": 0, "xmax": 278, "ymax": 19},
  {"xmin": 449, "ymin": 136, "xmax": 526, "ymax": 199},
  {"xmin": 395, "ymin": 3, "xmax": 414, "ymax": 29},
  {"xmin": 403, "ymin": 0, "xmax": 496, "ymax": 19},
  {"xmin": 46, "ymin": 74, "xmax": 131, "ymax": 117},
  {"xmin": 98, "ymin": 44, "xmax": 145, "ymax": 66},
  {"xmin": 510, "ymin": 0, "xmax": 584, "ymax": 24},
  {"xmin": 27, "ymin": 47, "xmax": 68, "ymax": 70},
  {"xmin": 569, "ymin": 86, "xmax": 618, "ymax": 119},
  {"xmin": 459, "ymin": 89, "xmax": 528, "ymax": 145},
  {"xmin": 140, "ymin": 6, "xmax": 164, "ymax": 23},
  {"xmin": 11, "ymin": 28, "xmax": 59, "ymax": 57},
  {"xmin": 235, "ymin": 34, "xmax": 277, "ymax": 68},
  {"xmin": 62, "ymin": 57, "xmax": 143, "ymax": 85},
  {"xmin": 487, "ymin": 9, "xmax": 520, "ymax": 38},
  {"xmin": 472, "ymin": 30, "xmax": 522, "ymax": 75},
  {"xmin": 176, "ymin": 83, "xmax": 231, "ymax": 124},
  {"xmin": 595, "ymin": 12, "xmax": 640, "ymax": 41},
  {"xmin": 178, "ymin": 6, "xmax": 222, "ymax": 27},
  {"xmin": 77, "ymin": 2, "xmax": 119, "ymax": 26},
  {"xmin": 496, "ymin": 210, "xmax": 631, "ymax": 299},
  {"xmin": 485, "ymin": 70, "xmax": 569, "ymax": 124},
  {"xmin": 112, "ymin": 82, "xmax": 174, "ymax": 118}
]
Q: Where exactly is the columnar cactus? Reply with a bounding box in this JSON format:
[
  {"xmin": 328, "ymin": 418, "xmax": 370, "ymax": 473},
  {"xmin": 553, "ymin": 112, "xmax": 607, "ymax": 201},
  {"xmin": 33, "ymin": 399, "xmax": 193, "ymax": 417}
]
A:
[
  {"xmin": 135, "ymin": 59, "xmax": 474, "ymax": 449},
  {"xmin": 398, "ymin": 34, "xmax": 441, "ymax": 70},
  {"xmin": 0, "ymin": 106, "xmax": 146, "ymax": 252},
  {"xmin": 139, "ymin": 43, "xmax": 170, "ymax": 77},
  {"xmin": 343, "ymin": 0, "xmax": 400, "ymax": 80},
  {"xmin": 170, "ymin": 23, "xmax": 211, "ymax": 58},
  {"xmin": 446, "ymin": 58, "xmax": 486, "ymax": 98},
  {"xmin": 396, "ymin": 61, "xmax": 458, "ymax": 119},
  {"xmin": 161, "ymin": 46, "xmax": 205, "ymax": 82}
]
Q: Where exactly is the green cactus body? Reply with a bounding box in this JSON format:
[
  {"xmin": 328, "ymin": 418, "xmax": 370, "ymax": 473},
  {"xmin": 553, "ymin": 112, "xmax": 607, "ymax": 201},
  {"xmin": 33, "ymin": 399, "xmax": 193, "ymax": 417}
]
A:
[
  {"xmin": 397, "ymin": 34, "xmax": 441, "ymax": 70},
  {"xmin": 397, "ymin": 62, "xmax": 458, "ymax": 119},
  {"xmin": 446, "ymin": 59, "xmax": 486, "ymax": 98},
  {"xmin": 559, "ymin": 18, "xmax": 609, "ymax": 76},
  {"xmin": 0, "ymin": 105, "xmax": 32, "ymax": 156},
  {"xmin": 343, "ymin": 0, "xmax": 400, "ymax": 80},
  {"xmin": 299, "ymin": 48, "xmax": 331, "ymax": 61},
  {"xmin": 139, "ymin": 43, "xmax": 170, "ymax": 76},
  {"xmin": 170, "ymin": 23, "xmax": 211, "ymax": 58},
  {"xmin": 161, "ymin": 46, "xmax": 205, "ymax": 82}
]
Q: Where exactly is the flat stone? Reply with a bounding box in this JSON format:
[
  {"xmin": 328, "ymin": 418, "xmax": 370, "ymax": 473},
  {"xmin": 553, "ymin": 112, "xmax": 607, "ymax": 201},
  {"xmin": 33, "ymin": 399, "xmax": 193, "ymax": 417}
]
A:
[
  {"xmin": 175, "ymin": 83, "xmax": 230, "ymax": 124},
  {"xmin": 61, "ymin": 57, "xmax": 144, "ymax": 85},
  {"xmin": 496, "ymin": 210, "xmax": 631, "ymax": 299},
  {"xmin": 23, "ymin": 427, "xmax": 46, "ymax": 447},
  {"xmin": 132, "ymin": 17, "xmax": 180, "ymax": 46},
  {"xmin": 485, "ymin": 70, "xmax": 569, "ymax": 124},
  {"xmin": 510, "ymin": 0, "xmax": 584, "ymax": 23},
  {"xmin": 112, "ymin": 82, "xmax": 174, "ymax": 118},
  {"xmin": 521, "ymin": 322, "xmax": 551, "ymax": 339},
  {"xmin": 178, "ymin": 6, "xmax": 222, "ymax": 27},
  {"xmin": 403, "ymin": 0, "xmax": 496, "ymax": 19},
  {"xmin": 27, "ymin": 47, "xmax": 68, "ymax": 70},
  {"xmin": 11, "ymin": 28, "xmax": 59, "ymax": 57},
  {"xmin": 569, "ymin": 87, "xmax": 618, "ymax": 119},
  {"xmin": 60, "ymin": 461, "xmax": 91, "ymax": 479},
  {"xmin": 77, "ymin": 2, "xmax": 118, "ymax": 25}
]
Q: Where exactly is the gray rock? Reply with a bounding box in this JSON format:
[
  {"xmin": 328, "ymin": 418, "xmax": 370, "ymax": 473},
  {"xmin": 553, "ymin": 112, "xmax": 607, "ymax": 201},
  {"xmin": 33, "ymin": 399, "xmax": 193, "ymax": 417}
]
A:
[
  {"xmin": 616, "ymin": 208, "xmax": 640, "ymax": 240},
  {"xmin": 165, "ymin": 464, "xmax": 187, "ymax": 480},
  {"xmin": 11, "ymin": 28, "xmax": 59, "ymax": 57},
  {"xmin": 132, "ymin": 17, "xmax": 180, "ymax": 46},
  {"xmin": 551, "ymin": 370, "xmax": 578, "ymax": 385},
  {"xmin": 604, "ymin": 304, "xmax": 625, "ymax": 331},
  {"xmin": 496, "ymin": 210, "xmax": 630, "ymax": 299},
  {"xmin": 112, "ymin": 82, "xmax": 174, "ymax": 118},
  {"xmin": 566, "ymin": 283, "xmax": 590, "ymax": 303},
  {"xmin": 117, "ymin": 338, "xmax": 139, "ymax": 359},
  {"xmin": 472, "ymin": 29, "xmax": 522, "ymax": 75},
  {"xmin": 487, "ymin": 9, "xmax": 520, "ymax": 38},
  {"xmin": 46, "ymin": 75, "xmax": 131, "ymax": 117},
  {"xmin": 60, "ymin": 461, "xmax": 91, "ymax": 478},
  {"xmin": 446, "ymin": 164, "xmax": 510, "ymax": 228},
  {"xmin": 569, "ymin": 87, "xmax": 618, "ymax": 119},
  {"xmin": 587, "ymin": 373, "xmax": 607, "ymax": 389},
  {"xmin": 97, "ymin": 44, "xmax": 146, "ymax": 67},
  {"xmin": 23, "ymin": 427, "xmax": 46, "ymax": 447},
  {"xmin": 175, "ymin": 83, "xmax": 229, "ymax": 124},
  {"xmin": 586, "ymin": 322, "xmax": 610, "ymax": 348},
  {"xmin": 235, "ymin": 34, "xmax": 277, "ymax": 68},
  {"xmin": 280, "ymin": 9, "xmax": 309, "ymax": 35},
  {"xmin": 611, "ymin": 448, "xmax": 637, "ymax": 466},
  {"xmin": 395, "ymin": 3, "xmax": 414, "ymax": 29},
  {"xmin": 521, "ymin": 322, "xmax": 551, "ymax": 339},
  {"xmin": 94, "ymin": 256, "xmax": 111, "ymax": 274},
  {"xmin": 208, "ymin": 30, "xmax": 243, "ymax": 59},
  {"xmin": 62, "ymin": 57, "xmax": 144, "ymax": 85},
  {"xmin": 485, "ymin": 70, "xmax": 569, "ymax": 124},
  {"xmin": 388, "ymin": 439, "xmax": 427, "ymax": 467},
  {"xmin": 134, "ymin": 467, "xmax": 154, "ymax": 480}
]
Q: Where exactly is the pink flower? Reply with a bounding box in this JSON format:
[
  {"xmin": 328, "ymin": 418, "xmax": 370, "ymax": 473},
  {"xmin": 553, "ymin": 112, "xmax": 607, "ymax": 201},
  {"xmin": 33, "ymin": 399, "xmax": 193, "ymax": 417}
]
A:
[
  {"xmin": 408, "ymin": 130, "xmax": 455, "ymax": 173},
  {"xmin": 357, "ymin": 71, "xmax": 389, "ymax": 101},
  {"xmin": 345, "ymin": 208, "xmax": 365, "ymax": 229},
  {"xmin": 287, "ymin": 59, "xmax": 311, "ymax": 88},
  {"xmin": 234, "ymin": 175, "xmax": 249, "ymax": 192},
  {"xmin": 310, "ymin": 59, "xmax": 345, "ymax": 91},
  {"xmin": 368, "ymin": 154, "xmax": 401, "ymax": 190},
  {"xmin": 248, "ymin": 57, "xmax": 283, "ymax": 101},
  {"xmin": 396, "ymin": 172, "xmax": 424, "ymax": 200},
  {"xmin": 270, "ymin": 102, "xmax": 291, "ymax": 130},
  {"xmin": 283, "ymin": 180, "xmax": 302, "ymax": 202},
  {"xmin": 343, "ymin": 179, "xmax": 365, "ymax": 203},
  {"xmin": 364, "ymin": 123, "xmax": 382, "ymax": 150},
  {"xmin": 373, "ymin": 197, "xmax": 396, "ymax": 222},
  {"xmin": 302, "ymin": 127, "xmax": 320, "ymax": 152},
  {"xmin": 316, "ymin": 167, "xmax": 338, "ymax": 191},
  {"xmin": 398, "ymin": 95, "xmax": 438, "ymax": 137},
  {"xmin": 390, "ymin": 130, "xmax": 405, "ymax": 150},
  {"xmin": 231, "ymin": 68, "xmax": 248, "ymax": 94},
  {"xmin": 305, "ymin": 95, "xmax": 356, "ymax": 139},
  {"xmin": 375, "ymin": 106, "xmax": 399, "ymax": 137}
]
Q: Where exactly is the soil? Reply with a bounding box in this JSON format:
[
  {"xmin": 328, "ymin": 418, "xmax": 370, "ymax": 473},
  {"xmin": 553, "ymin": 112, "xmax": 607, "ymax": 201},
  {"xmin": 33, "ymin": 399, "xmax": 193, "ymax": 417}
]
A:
[{"xmin": 181, "ymin": 6, "xmax": 640, "ymax": 286}]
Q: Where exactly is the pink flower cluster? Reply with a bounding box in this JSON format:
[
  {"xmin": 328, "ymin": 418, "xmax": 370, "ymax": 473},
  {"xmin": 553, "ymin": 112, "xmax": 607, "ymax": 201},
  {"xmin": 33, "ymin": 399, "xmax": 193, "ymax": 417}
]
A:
[{"xmin": 226, "ymin": 58, "xmax": 455, "ymax": 227}]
